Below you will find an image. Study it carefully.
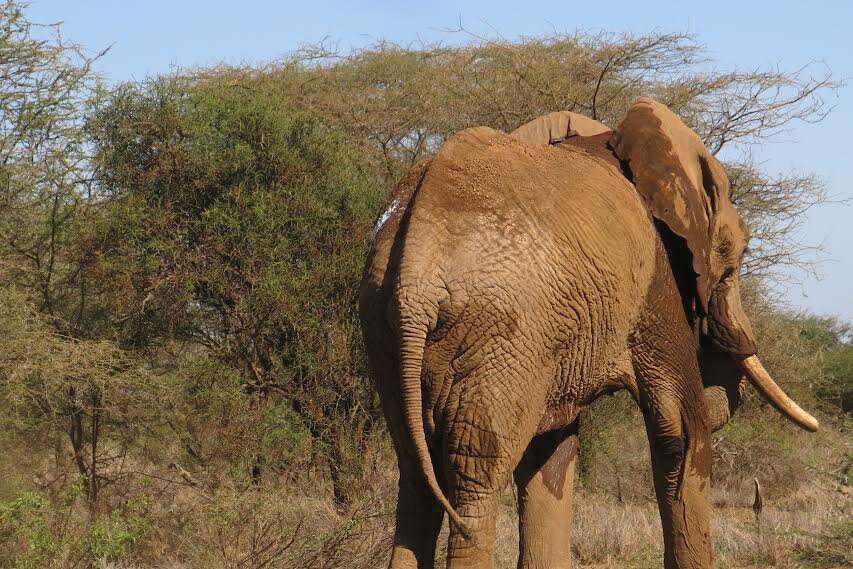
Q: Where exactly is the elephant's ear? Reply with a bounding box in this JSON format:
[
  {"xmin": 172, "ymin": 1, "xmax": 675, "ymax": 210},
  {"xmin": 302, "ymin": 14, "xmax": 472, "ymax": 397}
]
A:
[
  {"xmin": 511, "ymin": 111, "xmax": 611, "ymax": 145},
  {"xmin": 613, "ymin": 98, "xmax": 729, "ymax": 311}
]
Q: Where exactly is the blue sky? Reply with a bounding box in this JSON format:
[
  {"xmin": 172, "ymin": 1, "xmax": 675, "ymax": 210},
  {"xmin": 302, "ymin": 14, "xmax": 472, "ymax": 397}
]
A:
[{"xmin": 27, "ymin": 1, "xmax": 852, "ymax": 319}]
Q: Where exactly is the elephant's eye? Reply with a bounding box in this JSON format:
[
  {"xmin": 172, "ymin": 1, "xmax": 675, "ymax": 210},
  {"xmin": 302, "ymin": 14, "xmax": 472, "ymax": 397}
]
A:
[
  {"xmin": 714, "ymin": 238, "xmax": 733, "ymax": 259},
  {"xmin": 720, "ymin": 268, "xmax": 735, "ymax": 282}
]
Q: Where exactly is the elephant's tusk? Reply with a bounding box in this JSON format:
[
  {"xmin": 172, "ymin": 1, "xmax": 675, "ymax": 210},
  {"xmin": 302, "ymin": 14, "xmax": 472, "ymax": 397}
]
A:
[{"xmin": 738, "ymin": 355, "xmax": 819, "ymax": 432}]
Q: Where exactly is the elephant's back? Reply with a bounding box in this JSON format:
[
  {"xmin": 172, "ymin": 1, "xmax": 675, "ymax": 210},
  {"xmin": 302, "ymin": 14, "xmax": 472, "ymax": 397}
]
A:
[
  {"xmin": 405, "ymin": 127, "xmax": 657, "ymax": 399},
  {"xmin": 407, "ymin": 126, "xmax": 657, "ymax": 294}
]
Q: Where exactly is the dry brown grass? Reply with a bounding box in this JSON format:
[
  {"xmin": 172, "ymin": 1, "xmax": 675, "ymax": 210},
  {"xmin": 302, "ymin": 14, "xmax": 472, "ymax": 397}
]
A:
[
  {"xmin": 2, "ymin": 446, "xmax": 848, "ymax": 568},
  {"xmin": 3, "ymin": 381, "xmax": 847, "ymax": 569},
  {"xmin": 485, "ymin": 480, "xmax": 849, "ymax": 569},
  {"xmin": 317, "ymin": 463, "xmax": 846, "ymax": 569}
]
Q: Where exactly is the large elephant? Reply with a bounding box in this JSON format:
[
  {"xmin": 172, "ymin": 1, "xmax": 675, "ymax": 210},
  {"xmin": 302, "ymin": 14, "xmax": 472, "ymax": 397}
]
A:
[{"xmin": 358, "ymin": 98, "xmax": 818, "ymax": 569}]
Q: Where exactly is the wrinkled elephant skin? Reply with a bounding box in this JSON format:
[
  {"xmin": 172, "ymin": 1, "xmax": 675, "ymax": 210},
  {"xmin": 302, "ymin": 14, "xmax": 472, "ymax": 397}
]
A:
[{"xmin": 359, "ymin": 103, "xmax": 817, "ymax": 569}]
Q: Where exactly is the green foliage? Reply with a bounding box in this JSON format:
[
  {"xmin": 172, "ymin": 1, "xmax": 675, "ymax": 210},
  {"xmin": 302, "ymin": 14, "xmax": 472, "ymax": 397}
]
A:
[
  {"xmin": 86, "ymin": 73, "xmax": 385, "ymax": 501},
  {"xmin": 0, "ymin": 486, "xmax": 148, "ymax": 568},
  {"xmin": 86, "ymin": 506, "xmax": 148, "ymax": 564},
  {"xmin": 577, "ymin": 392, "xmax": 653, "ymax": 502},
  {"xmin": 0, "ymin": 492, "xmax": 64, "ymax": 569},
  {"xmin": 0, "ymin": 287, "xmax": 155, "ymax": 504},
  {"xmin": 87, "ymin": 76, "xmax": 381, "ymax": 353},
  {"xmin": 0, "ymin": 0, "xmax": 102, "ymax": 329},
  {"xmin": 797, "ymin": 316, "xmax": 853, "ymax": 413},
  {"xmin": 152, "ymin": 352, "xmax": 314, "ymax": 481}
]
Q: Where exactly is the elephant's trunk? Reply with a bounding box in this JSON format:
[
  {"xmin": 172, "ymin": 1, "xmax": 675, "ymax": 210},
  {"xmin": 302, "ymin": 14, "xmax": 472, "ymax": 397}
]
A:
[
  {"xmin": 698, "ymin": 334, "xmax": 747, "ymax": 432},
  {"xmin": 738, "ymin": 355, "xmax": 819, "ymax": 432},
  {"xmin": 705, "ymin": 277, "xmax": 819, "ymax": 433},
  {"xmin": 703, "ymin": 380, "xmax": 746, "ymax": 433}
]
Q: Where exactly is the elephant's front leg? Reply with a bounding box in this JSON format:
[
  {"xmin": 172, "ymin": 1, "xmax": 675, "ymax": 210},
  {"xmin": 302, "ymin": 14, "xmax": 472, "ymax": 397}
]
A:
[
  {"xmin": 634, "ymin": 353, "xmax": 712, "ymax": 568},
  {"xmin": 513, "ymin": 425, "xmax": 579, "ymax": 569}
]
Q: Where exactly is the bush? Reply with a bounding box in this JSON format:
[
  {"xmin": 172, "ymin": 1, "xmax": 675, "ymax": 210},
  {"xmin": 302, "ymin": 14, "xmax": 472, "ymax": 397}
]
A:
[
  {"xmin": 577, "ymin": 392, "xmax": 654, "ymax": 503},
  {"xmin": 797, "ymin": 316, "xmax": 853, "ymax": 413},
  {"xmin": 86, "ymin": 74, "xmax": 385, "ymax": 502},
  {"xmin": 0, "ymin": 486, "xmax": 148, "ymax": 568},
  {"xmin": 793, "ymin": 518, "xmax": 853, "ymax": 567},
  {"xmin": 0, "ymin": 287, "xmax": 155, "ymax": 506}
]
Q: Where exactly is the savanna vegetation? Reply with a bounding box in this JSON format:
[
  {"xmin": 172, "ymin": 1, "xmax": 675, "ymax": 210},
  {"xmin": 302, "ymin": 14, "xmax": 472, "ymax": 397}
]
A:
[{"xmin": 0, "ymin": 1, "xmax": 850, "ymax": 567}]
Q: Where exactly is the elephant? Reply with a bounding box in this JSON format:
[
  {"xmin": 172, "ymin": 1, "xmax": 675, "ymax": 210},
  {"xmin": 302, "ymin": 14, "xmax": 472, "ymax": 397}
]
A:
[{"xmin": 358, "ymin": 98, "xmax": 818, "ymax": 569}]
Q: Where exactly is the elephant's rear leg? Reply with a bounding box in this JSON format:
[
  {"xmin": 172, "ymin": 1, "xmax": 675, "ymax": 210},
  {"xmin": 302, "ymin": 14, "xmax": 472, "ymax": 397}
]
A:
[
  {"xmin": 390, "ymin": 455, "xmax": 444, "ymax": 569},
  {"xmin": 442, "ymin": 432, "xmax": 506, "ymax": 569},
  {"xmin": 442, "ymin": 368, "xmax": 550, "ymax": 569},
  {"xmin": 513, "ymin": 424, "xmax": 579, "ymax": 569},
  {"xmin": 363, "ymin": 338, "xmax": 443, "ymax": 568}
]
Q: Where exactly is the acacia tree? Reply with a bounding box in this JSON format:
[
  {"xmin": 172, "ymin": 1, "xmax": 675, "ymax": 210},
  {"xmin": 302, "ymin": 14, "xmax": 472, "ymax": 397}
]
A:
[
  {"xmin": 259, "ymin": 31, "xmax": 840, "ymax": 280},
  {"xmin": 0, "ymin": 0, "xmax": 106, "ymax": 332},
  {"xmin": 0, "ymin": 1, "xmax": 127, "ymax": 509},
  {"xmin": 0, "ymin": 287, "xmax": 154, "ymax": 508}
]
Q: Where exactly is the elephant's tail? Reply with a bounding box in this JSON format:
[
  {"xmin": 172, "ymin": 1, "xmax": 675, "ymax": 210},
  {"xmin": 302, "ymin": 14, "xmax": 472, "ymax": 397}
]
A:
[{"xmin": 397, "ymin": 317, "xmax": 471, "ymax": 540}]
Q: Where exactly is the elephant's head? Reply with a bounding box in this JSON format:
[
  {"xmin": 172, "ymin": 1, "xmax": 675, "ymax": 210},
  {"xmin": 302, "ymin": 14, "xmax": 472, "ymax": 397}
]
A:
[{"xmin": 613, "ymin": 98, "xmax": 818, "ymax": 433}]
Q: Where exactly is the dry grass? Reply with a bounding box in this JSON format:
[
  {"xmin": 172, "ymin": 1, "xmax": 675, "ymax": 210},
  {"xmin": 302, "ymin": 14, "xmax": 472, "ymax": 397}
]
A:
[
  {"xmin": 2, "ymin": 381, "xmax": 848, "ymax": 569},
  {"xmin": 3, "ymin": 394, "xmax": 848, "ymax": 569},
  {"xmin": 2, "ymin": 450, "xmax": 848, "ymax": 568},
  {"xmin": 323, "ymin": 469, "xmax": 846, "ymax": 569}
]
